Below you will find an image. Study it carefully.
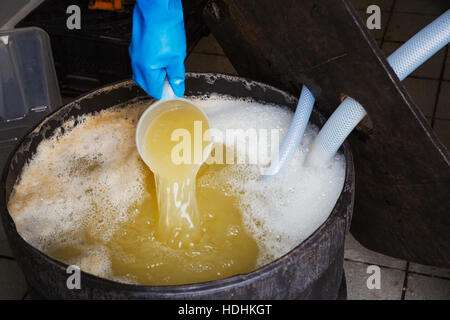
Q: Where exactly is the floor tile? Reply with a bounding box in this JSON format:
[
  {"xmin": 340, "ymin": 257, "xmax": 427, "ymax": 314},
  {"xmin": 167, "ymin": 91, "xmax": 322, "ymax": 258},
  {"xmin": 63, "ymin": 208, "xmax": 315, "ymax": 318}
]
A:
[
  {"xmin": 0, "ymin": 258, "xmax": 28, "ymax": 300},
  {"xmin": 192, "ymin": 34, "xmax": 225, "ymax": 56},
  {"xmin": 444, "ymin": 48, "xmax": 450, "ymax": 81},
  {"xmin": 185, "ymin": 53, "xmax": 238, "ymax": 75},
  {"xmin": 62, "ymin": 95, "xmax": 74, "ymax": 105},
  {"xmin": 433, "ymin": 119, "xmax": 450, "ymax": 149},
  {"xmin": 405, "ymin": 273, "xmax": 450, "ymax": 300},
  {"xmin": 381, "ymin": 40, "xmax": 399, "ymax": 56},
  {"xmin": 344, "ymin": 260, "xmax": 405, "ymax": 300},
  {"xmin": 402, "ymin": 78, "xmax": 439, "ymax": 117},
  {"xmin": 349, "ymin": 0, "xmax": 394, "ymax": 11},
  {"xmin": 0, "ymin": 217, "xmax": 13, "ymax": 258},
  {"xmin": 382, "ymin": 41, "xmax": 445, "ymax": 79},
  {"xmin": 393, "ymin": 0, "xmax": 449, "ymax": 15},
  {"xmin": 357, "ymin": 9, "xmax": 389, "ymax": 40},
  {"xmin": 409, "ymin": 262, "xmax": 450, "ymax": 279},
  {"xmin": 435, "ymin": 81, "xmax": 450, "ymax": 120},
  {"xmin": 345, "ymin": 234, "xmax": 407, "ymax": 269},
  {"xmin": 385, "ymin": 13, "xmax": 438, "ymax": 42}
]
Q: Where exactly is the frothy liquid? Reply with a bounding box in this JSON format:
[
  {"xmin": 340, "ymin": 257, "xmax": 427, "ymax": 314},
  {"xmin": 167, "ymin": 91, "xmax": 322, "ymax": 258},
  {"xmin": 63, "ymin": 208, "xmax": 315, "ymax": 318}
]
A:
[
  {"xmin": 143, "ymin": 101, "xmax": 211, "ymax": 248},
  {"xmin": 7, "ymin": 96, "xmax": 346, "ymax": 286},
  {"xmin": 48, "ymin": 164, "xmax": 258, "ymax": 285}
]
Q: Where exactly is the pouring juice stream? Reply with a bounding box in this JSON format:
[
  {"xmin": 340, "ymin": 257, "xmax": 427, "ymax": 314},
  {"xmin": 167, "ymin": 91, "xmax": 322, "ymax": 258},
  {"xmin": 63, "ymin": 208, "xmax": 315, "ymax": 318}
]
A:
[{"xmin": 142, "ymin": 100, "xmax": 211, "ymax": 248}]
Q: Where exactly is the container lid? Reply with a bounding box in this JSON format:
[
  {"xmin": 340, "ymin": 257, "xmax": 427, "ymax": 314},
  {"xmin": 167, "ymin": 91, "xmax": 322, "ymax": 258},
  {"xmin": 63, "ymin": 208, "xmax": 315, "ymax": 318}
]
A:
[{"xmin": 0, "ymin": 27, "xmax": 62, "ymax": 169}]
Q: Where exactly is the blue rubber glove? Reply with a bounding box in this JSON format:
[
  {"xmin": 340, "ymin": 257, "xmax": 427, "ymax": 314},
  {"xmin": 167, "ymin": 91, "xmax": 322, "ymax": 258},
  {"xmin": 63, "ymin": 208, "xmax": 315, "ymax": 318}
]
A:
[{"xmin": 129, "ymin": 0, "xmax": 186, "ymax": 99}]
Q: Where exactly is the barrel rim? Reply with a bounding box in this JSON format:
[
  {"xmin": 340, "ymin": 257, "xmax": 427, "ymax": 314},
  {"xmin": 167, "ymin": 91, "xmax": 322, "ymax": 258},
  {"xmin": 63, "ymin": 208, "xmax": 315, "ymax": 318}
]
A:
[{"xmin": 0, "ymin": 73, "xmax": 354, "ymax": 295}]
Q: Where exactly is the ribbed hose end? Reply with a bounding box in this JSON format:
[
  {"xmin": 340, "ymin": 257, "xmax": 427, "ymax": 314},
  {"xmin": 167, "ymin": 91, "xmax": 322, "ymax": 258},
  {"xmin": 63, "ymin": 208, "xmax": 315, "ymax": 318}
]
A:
[
  {"xmin": 305, "ymin": 97, "xmax": 367, "ymax": 167},
  {"xmin": 263, "ymin": 85, "xmax": 315, "ymax": 177}
]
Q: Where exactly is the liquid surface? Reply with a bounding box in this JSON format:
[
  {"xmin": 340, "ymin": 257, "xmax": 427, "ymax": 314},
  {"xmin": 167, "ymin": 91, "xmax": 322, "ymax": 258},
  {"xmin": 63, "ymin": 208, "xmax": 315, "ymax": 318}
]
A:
[
  {"xmin": 7, "ymin": 96, "xmax": 346, "ymax": 286},
  {"xmin": 49, "ymin": 164, "xmax": 258, "ymax": 285},
  {"xmin": 143, "ymin": 101, "xmax": 211, "ymax": 249}
]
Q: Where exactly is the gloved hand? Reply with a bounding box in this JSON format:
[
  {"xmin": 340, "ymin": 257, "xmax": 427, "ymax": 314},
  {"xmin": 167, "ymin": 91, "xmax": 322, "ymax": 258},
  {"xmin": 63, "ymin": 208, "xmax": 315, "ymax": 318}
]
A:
[{"xmin": 129, "ymin": 0, "xmax": 186, "ymax": 99}]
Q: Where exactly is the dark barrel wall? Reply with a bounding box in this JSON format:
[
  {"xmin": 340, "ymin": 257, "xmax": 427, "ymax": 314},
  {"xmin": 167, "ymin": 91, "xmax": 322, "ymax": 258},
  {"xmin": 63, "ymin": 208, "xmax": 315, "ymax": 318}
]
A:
[{"xmin": 1, "ymin": 75, "xmax": 354, "ymax": 299}]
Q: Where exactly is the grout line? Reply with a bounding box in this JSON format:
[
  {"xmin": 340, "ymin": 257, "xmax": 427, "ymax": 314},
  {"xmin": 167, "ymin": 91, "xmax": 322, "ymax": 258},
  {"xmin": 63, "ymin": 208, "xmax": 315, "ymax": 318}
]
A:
[
  {"xmin": 401, "ymin": 262, "xmax": 410, "ymax": 300},
  {"xmin": 0, "ymin": 254, "xmax": 15, "ymax": 261},
  {"xmin": 408, "ymin": 75, "xmax": 442, "ymax": 81},
  {"xmin": 382, "ymin": 11, "xmax": 444, "ymax": 44},
  {"xmin": 407, "ymin": 270, "xmax": 450, "ymax": 281},
  {"xmin": 357, "ymin": 9, "xmax": 392, "ymax": 13},
  {"xmin": 433, "ymin": 117, "xmax": 450, "ymax": 122},
  {"xmin": 379, "ymin": 0, "xmax": 397, "ymax": 48},
  {"xmin": 190, "ymin": 51, "xmax": 227, "ymax": 57},
  {"xmin": 383, "ymin": 40, "xmax": 405, "ymax": 44},
  {"xmin": 430, "ymin": 45, "xmax": 448, "ymax": 128},
  {"xmin": 344, "ymin": 258, "xmax": 407, "ymax": 271},
  {"xmin": 21, "ymin": 290, "xmax": 29, "ymax": 300},
  {"xmin": 390, "ymin": 11, "xmax": 441, "ymax": 17},
  {"xmin": 343, "ymin": 258, "xmax": 450, "ymax": 280}
]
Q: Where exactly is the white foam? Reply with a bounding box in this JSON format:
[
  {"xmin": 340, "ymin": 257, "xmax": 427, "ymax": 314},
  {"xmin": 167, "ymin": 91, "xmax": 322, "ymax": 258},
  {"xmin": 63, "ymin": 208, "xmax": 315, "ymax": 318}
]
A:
[
  {"xmin": 7, "ymin": 103, "xmax": 149, "ymax": 253},
  {"xmin": 67, "ymin": 245, "xmax": 112, "ymax": 277},
  {"xmin": 193, "ymin": 97, "xmax": 346, "ymax": 265},
  {"xmin": 8, "ymin": 96, "xmax": 346, "ymax": 278}
]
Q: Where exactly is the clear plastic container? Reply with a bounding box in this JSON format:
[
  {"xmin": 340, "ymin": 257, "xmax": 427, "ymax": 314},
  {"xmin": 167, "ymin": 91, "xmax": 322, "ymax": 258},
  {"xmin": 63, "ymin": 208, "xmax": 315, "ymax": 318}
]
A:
[
  {"xmin": 0, "ymin": 27, "xmax": 62, "ymax": 169},
  {"xmin": 0, "ymin": 0, "xmax": 45, "ymax": 30}
]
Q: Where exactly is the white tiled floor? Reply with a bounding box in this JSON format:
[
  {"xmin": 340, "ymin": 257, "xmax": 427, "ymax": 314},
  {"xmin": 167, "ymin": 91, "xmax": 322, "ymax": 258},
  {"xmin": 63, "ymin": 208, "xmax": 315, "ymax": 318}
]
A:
[
  {"xmin": 186, "ymin": 52, "xmax": 237, "ymax": 75},
  {"xmin": 351, "ymin": 0, "xmax": 450, "ymax": 149},
  {"xmin": 344, "ymin": 234, "xmax": 406, "ymax": 269},
  {"xmin": 402, "ymin": 78, "xmax": 440, "ymax": 117},
  {"xmin": 409, "ymin": 262, "xmax": 450, "ymax": 278},
  {"xmin": 350, "ymin": 0, "xmax": 394, "ymax": 12},
  {"xmin": 0, "ymin": 257, "xmax": 27, "ymax": 300},
  {"xmin": 393, "ymin": 0, "xmax": 449, "ymax": 15},
  {"xmin": 436, "ymin": 81, "xmax": 450, "ymax": 119},
  {"xmin": 344, "ymin": 260, "xmax": 405, "ymax": 300},
  {"xmin": 385, "ymin": 12, "xmax": 439, "ymax": 42},
  {"xmin": 0, "ymin": 218, "xmax": 13, "ymax": 258},
  {"xmin": 405, "ymin": 274, "xmax": 450, "ymax": 300},
  {"xmin": 344, "ymin": 234, "xmax": 450, "ymax": 300}
]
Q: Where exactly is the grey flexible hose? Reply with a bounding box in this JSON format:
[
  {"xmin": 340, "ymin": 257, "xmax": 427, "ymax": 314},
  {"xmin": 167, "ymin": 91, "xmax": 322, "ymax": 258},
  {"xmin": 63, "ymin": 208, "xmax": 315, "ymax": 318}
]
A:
[{"xmin": 305, "ymin": 10, "xmax": 450, "ymax": 168}]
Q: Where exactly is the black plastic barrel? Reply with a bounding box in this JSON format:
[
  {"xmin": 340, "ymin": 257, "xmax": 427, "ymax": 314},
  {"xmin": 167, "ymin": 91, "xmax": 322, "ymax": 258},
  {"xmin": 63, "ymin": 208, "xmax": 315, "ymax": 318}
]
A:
[{"xmin": 0, "ymin": 74, "xmax": 354, "ymax": 299}]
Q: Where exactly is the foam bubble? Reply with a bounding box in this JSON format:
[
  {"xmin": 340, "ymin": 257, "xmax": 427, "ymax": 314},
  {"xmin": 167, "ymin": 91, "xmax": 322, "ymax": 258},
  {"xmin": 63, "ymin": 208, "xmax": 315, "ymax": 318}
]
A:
[
  {"xmin": 8, "ymin": 103, "xmax": 150, "ymax": 253},
  {"xmin": 8, "ymin": 96, "xmax": 346, "ymax": 279},
  {"xmin": 193, "ymin": 97, "xmax": 346, "ymax": 266},
  {"xmin": 67, "ymin": 245, "xmax": 112, "ymax": 278}
]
